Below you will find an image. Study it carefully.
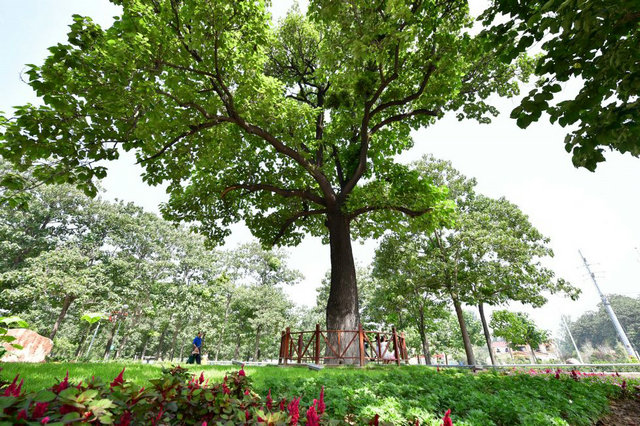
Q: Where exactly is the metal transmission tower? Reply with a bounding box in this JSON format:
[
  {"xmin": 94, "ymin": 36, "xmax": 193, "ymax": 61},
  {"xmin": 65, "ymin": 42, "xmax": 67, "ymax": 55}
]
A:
[{"xmin": 578, "ymin": 250, "xmax": 637, "ymax": 359}]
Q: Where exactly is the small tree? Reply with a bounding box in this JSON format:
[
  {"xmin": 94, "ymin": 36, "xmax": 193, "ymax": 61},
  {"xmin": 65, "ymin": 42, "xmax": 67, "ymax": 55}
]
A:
[{"xmin": 490, "ymin": 310, "xmax": 548, "ymax": 363}]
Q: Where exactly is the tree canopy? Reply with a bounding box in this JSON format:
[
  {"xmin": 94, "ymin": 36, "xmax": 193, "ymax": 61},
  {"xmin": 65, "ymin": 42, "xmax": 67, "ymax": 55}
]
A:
[
  {"xmin": 0, "ymin": 0, "xmax": 531, "ymax": 343},
  {"xmin": 482, "ymin": 0, "xmax": 640, "ymax": 170}
]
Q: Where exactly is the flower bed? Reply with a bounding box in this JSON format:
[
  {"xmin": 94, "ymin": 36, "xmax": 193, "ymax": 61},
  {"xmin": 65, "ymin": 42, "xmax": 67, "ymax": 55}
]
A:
[{"xmin": 0, "ymin": 365, "xmax": 451, "ymax": 425}]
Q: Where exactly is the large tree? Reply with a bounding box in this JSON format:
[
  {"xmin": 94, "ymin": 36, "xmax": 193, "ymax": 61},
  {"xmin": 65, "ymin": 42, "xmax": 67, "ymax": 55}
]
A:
[
  {"xmin": 0, "ymin": 0, "xmax": 527, "ymax": 354},
  {"xmin": 482, "ymin": 0, "xmax": 640, "ymax": 170}
]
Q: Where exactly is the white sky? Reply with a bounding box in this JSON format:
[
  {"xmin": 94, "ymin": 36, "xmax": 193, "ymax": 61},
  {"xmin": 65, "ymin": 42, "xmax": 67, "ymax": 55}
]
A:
[{"xmin": 1, "ymin": 1, "xmax": 639, "ymax": 339}]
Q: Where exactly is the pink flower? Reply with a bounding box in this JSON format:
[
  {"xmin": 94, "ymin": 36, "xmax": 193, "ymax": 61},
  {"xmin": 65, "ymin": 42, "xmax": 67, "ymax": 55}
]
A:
[
  {"xmin": 306, "ymin": 404, "xmax": 320, "ymax": 426},
  {"xmin": 110, "ymin": 368, "xmax": 126, "ymax": 389},
  {"xmin": 442, "ymin": 409, "xmax": 453, "ymax": 426},
  {"xmin": 201, "ymin": 422, "xmax": 207, "ymax": 426},
  {"xmin": 288, "ymin": 397, "xmax": 300, "ymax": 425},
  {"xmin": 266, "ymin": 389, "xmax": 273, "ymax": 411},
  {"xmin": 317, "ymin": 386, "xmax": 325, "ymax": 415},
  {"xmin": 33, "ymin": 402, "xmax": 49, "ymax": 418},
  {"xmin": 40, "ymin": 417, "xmax": 50, "ymax": 424},
  {"xmin": 53, "ymin": 371, "xmax": 69, "ymax": 394}
]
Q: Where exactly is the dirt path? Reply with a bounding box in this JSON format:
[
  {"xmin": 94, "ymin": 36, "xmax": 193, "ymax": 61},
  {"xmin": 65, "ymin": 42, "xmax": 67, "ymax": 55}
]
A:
[{"xmin": 597, "ymin": 398, "xmax": 640, "ymax": 425}]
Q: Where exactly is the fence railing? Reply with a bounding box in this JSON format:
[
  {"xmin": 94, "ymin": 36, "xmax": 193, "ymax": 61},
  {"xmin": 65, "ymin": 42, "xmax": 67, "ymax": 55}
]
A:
[{"xmin": 278, "ymin": 324, "xmax": 408, "ymax": 366}]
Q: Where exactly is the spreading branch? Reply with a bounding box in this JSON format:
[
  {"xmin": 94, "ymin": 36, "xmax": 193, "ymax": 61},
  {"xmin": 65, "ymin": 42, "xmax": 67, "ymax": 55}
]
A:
[
  {"xmin": 273, "ymin": 208, "xmax": 328, "ymax": 244},
  {"xmin": 220, "ymin": 183, "xmax": 325, "ymax": 206},
  {"xmin": 349, "ymin": 205, "xmax": 433, "ymax": 221},
  {"xmin": 370, "ymin": 108, "xmax": 439, "ymax": 134}
]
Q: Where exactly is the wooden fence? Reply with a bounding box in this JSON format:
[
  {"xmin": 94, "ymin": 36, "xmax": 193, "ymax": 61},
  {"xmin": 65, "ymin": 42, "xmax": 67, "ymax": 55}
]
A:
[{"xmin": 278, "ymin": 324, "xmax": 408, "ymax": 366}]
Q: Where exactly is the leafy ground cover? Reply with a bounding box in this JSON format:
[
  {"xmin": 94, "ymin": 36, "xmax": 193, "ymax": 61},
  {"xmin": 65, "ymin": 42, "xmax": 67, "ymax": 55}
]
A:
[{"xmin": 1, "ymin": 364, "xmax": 637, "ymax": 425}]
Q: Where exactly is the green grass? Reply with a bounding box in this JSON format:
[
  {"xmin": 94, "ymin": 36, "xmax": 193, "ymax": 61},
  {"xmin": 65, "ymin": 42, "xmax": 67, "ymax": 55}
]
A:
[{"xmin": 2, "ymin": 363, "xmax": 636, "ymax": 425}]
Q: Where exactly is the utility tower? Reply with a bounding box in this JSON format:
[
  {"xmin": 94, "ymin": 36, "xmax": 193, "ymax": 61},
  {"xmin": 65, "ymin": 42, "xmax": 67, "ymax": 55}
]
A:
[{"xmin": 578, "ymin": 250, "xmax": 637, "ymax": 359}]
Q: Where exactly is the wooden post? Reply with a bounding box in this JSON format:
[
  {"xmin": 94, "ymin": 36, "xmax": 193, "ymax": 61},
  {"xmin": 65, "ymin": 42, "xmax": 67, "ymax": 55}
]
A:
[
  {"xmin": 337, "ymin": 330, "xmax": 342, "ymax": 363},
  {"xmin": 297, "ymin": 333, "xmax": 303, "ymax": 364},
  {"xmin": 315, "ymin": 324, "xmax": 321, "ymax": 364},
  {"xmin": 279, "ymin": 331, "xmax": 285, "ymax": 365},
  {"xmin": 358, "ymin": 324, "xmax": 365, "ymax": 367},
  {"xmin": 392, "ymin": 326, "xmax": 401, "ymax": 366},
  {"xmin": 283, "ymin": 327, "xmax": 291, "ymax": 366},
  {"xmin": 401, "ymin": 332, "xmax": 408, "ymax": 363}
]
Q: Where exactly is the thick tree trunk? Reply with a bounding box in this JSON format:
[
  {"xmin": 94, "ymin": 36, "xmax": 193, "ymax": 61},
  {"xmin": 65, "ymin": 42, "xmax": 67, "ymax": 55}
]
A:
[
  {"xmin": 325, "ymin": 212, "xmax": 360, "ymax": 364},
  {"xmin": 103, "ymin": 321, "xmax": 118, "ymax": 360},
  {"xmin": 529, "ymin": 344, "xmax": 538, "ymax": 363},
  {"xmin": 418, "ymin": 306, "xmax": 432, "ymax": 364},
  {"xmin": 233, "ymin": 338, "xmax": 240, "ymax": 359},
  {"xmin": 478, "ymin": 303, "xmax": 496, "ymax": 365},
  {"xmin": 215, "ymin": 295, "xmax": 232, "ymax": 361},
  {"xmin": 156, "ymin": 325, "xmax": 168, "ymax": 360},
  {"xmin": 50, "ymin": 294, "xmax": 74, "ymax": 340},
  {"xmin": 254, "ymin": 325, "xmax": 262, "ymax": 361},
  {"xmin": 452, "ymin": 297, "xmax": 476, "ymax": 365},
  {"xmin": 75, "ymin": 323, "xmax": 92, "ymax": 359}
]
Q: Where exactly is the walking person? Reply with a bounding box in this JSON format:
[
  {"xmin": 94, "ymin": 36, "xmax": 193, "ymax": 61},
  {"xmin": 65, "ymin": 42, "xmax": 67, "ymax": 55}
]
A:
[{"xmin": 188, "ymin": 331, "xmax": 204, "ymax": 365}]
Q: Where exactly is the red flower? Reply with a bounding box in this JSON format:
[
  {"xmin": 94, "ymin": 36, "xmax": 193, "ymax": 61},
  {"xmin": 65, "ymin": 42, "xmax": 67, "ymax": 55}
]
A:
[
  {"xmin": 306, "ymin": 404, "xmax": 320, "ymax": 426},
  {"xmin": 239, "ymin": 366, "xmax": 246, "ymax": 377},
  {"xmin": 369, "ymin": 414, "xmax": 380, "ymax": 425},
  {"xmin": 244, "ymin": 389, "xmax": 250, "ymax": 396},
  {"xmin": 110, "ymin": 368, "xmax": 126, "ymax": 389},
  {"xmin": 414, "ymin": 420, "xmax": 420, "ymax": 426},
  {"xmin": 115, "ymin": 411, "xmax": 132, "ymax": 426},
  {"xmin": 199, "ymin": 372, "xmax": 205, "ymax": 384},
  {"xmin": 53, "ymin": 371, "xmax": 69, "ymax": 394},
  {"xmin": 317, "ymin": 386, "xmax": 325, "ymax": 415},
  {"xmin": 245, "ymin": 409, "xmax": 251, "ymax": 421},
  {"xmin": 3, "ymin": 375, "xmax": 23, "ymax": 397},
  {"xmin": 555, "ymin": 369, "xmax": 560, "ymax": 379},
  {"xmin": 266, "ymin": 389, "xmax": 273, "ymax": 411},
  {"xmin": 222, "ymin": 383, "xmax": 231, "ymax": 395},
  {"xmin": 280, "ymin": 398, "xmax": 287, "ymax": 411},
  {"xmin": 17, "ymin": 409, "xmax": 27, "ymax": 420},
  {"xmin": 33, "ymin": 402, "xmax": 49, "ymax": 418},
  {"xmin": 288, "ymin": 397, "xmax": 300, "ymax": 425},
  {"xmin": 442, "ymin": 409, "xmax": 453, "ymax": 426},
  {"xmin": 40, "ymin": 417, "xmax": 50, "ymax": 424}
]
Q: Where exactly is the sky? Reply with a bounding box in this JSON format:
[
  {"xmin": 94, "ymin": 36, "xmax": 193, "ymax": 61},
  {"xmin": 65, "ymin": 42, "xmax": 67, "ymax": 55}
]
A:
[{"xmin": 1, "ymin": 1, "xmax": 639, "ymax": 339}]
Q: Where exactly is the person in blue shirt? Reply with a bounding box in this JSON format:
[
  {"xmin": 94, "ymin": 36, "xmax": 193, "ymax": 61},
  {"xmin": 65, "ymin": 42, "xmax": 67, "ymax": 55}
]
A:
[{"xmin": 191, "ymin": 331, "xmax": 204, "ymax": 365}]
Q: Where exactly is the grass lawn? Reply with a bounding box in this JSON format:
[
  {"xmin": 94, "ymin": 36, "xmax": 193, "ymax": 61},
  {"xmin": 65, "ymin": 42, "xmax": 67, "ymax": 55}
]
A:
[{"xmin": 2, "ymin": 362, "xmax": 637, "ymax": 425}]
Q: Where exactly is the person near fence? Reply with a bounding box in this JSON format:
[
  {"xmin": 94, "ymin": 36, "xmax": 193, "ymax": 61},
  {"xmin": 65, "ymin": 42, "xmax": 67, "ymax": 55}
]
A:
[{"xmin": 380, "ymin": 335, "xmax": 395, "ymax": 364}]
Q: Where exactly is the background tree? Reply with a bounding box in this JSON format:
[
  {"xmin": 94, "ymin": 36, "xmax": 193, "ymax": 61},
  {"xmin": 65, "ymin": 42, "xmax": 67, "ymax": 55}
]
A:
[
  {"xmin": 0, "ymin": 0, "xmax": 530, "ymax": 356},
  {"xmin": 490, "ymin": 310, "xmax": 548, "ymax": 363},
  {"xmin": 482, "ymin": 0, "xmax": 640, "ymax": 171},
  {"xmin": 561, "ymin": 295, "xmax": 640, "ymax": 359}
]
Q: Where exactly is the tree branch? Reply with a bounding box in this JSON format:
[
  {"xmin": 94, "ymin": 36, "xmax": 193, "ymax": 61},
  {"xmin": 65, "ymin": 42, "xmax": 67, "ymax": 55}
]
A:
[
  {"xmin": 273, "ymin": 208, "xmax": 328, "ymax": 245},
  {"xmin": 349, "ymin": 205, "xmax": 433, "ymax": 221},
  {"xmin": 370, "ymin": 64, "xmax": 436, "ymax": 117},
  {"xmin": 137, "ymin": 117, "xmax": 233, "ymax": 164},
  {"xmin": 370, "ymin": 108, "xmax": 439, "ymax": 134},
  {"xmin": 220, "ymin": 183, "xmax": 325, "ymax": 206}
]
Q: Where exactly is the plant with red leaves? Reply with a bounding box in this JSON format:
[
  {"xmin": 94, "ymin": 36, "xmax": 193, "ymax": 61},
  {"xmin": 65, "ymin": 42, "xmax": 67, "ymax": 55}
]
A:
[
  {"xmin": 306, "ymin": 403, "xmax": 320, "ymax": 426},
  {"xmin": 369, "ymin": 413, "xmax": 380, "ymax": 425},
  {"xmin": 317, "ymin": 386, "xmax": 326, "ymax": 415},
  {"xmin": 3, "ymin": 375, "xmax": 23, "ymax": 397},
  {"xmin": 266, "ymin": 388, "xmax": 273, "ymax": 411},
  {"xmin": 288, "ymin": 396, "xmax": 300, "ymax": 425},
  {"xmin": 110, "ymin": 367, "xmax": 126, "ymax": 389},
  {"xmin": 52, "ymin": 371, "xmax": 69, "ymax": 394},
  {"xmin": 32, "ymin": 402, "xmax": 49, "ymax": 418},
  {"xmin": 442, "ymin": 409, "xmax": 453, "ymax": 426}
]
